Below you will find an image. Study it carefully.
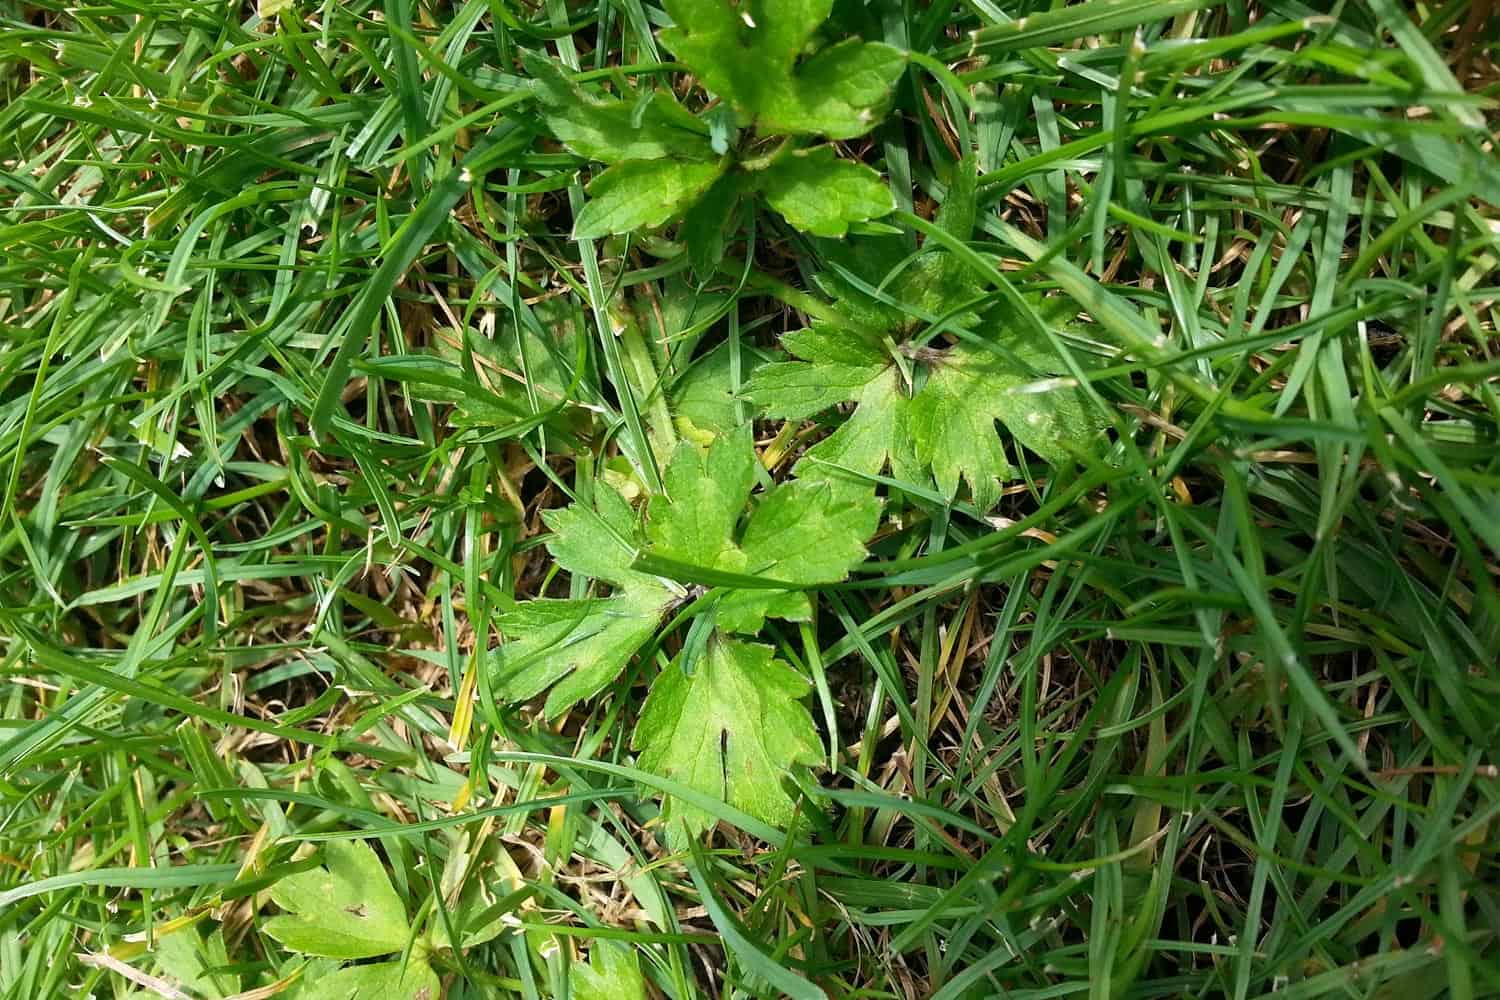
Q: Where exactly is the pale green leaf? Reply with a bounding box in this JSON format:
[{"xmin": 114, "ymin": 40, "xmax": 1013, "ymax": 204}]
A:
[
  {"xmin": 743, "ymin": 359, "xmax": 864, "ymax": 420},
  {"xmin": 747, "ymin": 250, "xmax": 1101, "ymax": 507},
  {"xmin": 797, "ymin": 365, "xmax": 917, "ymax": 489},
  {"xmin": 571, "ymin": 942, "xmax": 646, "ymax": 1000},
  {"xmin": 573, "ymin": 159, "xmax": 727, "ymax": 239},
  {"xmin": 745, "ymin": 321, "xmax": 915, "ymax": 486},
  {"xmin": 714, "ymin": 588, "xmax": 809, "ymax": 635},
  {"xmin": 633, "ymin": 637, "xmax": 822, "ymax": 834},
  {"xmin": 540, "ymin": 484, "xmax": 650, "ymax": 590},
  {"xmin": 498, "ymin": 426, "xmax": 874, "ymax": 722},
  {"xmin": 491, "ymin": 589, "xmax": 670, "ymax": 719},
  {"xmin": 908, "ymin": 342, "xmax": 1102, "ymax": 510},
  {"xmin": 660, "ymin": 0, "xmax": 825, "ymax": 116},
  {"xmin": 737, "ymin": 478, "xmax": 881, "ymax": 585},
  {"xmin": 264, "ymin": 841, "xmax": 409, "ymax": 960},
  {"xmin": 904, "ymin": 349, "xmax": 1015, "ymax": 512},
  {"xmin": 315, "ymin": 958, "xmax": 440, "ymax": 1000},
  {"xmin": 986, "ymin": 351, "xmax": 1104, "ymax": 468},
  {"xmin": 757, "ymin": 146, "xmax": 895, "ymax": 237},
  {"xmin": 152, "ymin": 928, "xmax": 240, "ymax": 999},
  {"xmin": 430, "ymin": 838, "xmax": 526, "ymax": 952},
  {"xmin": 493, "ymin": 484, "xmax": 673, "ymax": 718},
  {"xmin": 745, "ymin": 326, "xmax": 887, "ymax": 420},
  {"xmin": 646, "ymin": 425, "xmax": 757, "ymax": 570},
  {"xmin": 640, "ymin": 427, "xmax": 875, "ymax": 633}
]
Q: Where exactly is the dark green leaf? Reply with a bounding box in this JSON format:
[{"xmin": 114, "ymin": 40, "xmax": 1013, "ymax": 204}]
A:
[
  {"xmin": 757, "ymin": 145, "xmax": 895, "ymax": 236},
  {"xmin": 573, "ymin": 159, "xmax": 728, "ymax": 238}
]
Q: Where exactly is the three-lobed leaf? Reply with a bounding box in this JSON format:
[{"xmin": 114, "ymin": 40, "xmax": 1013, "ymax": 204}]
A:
[
  {"xmin": 570, "ymin": 145, "xmax": 895, "ymax": 238},
  {"xmin": 492, "ymin": 428, "xmax": 877, "ymax": 834},
  {"xmin": 747, "ymin": 246, "xmax": 1104, "ymax": 508},
  {"xmin": 757, "ymin": 145, "xmax": 896, "ymax": 237},
  {"xmin": 715, "ymin": 474, "xmax": 881, "ymax": 632},
  {"xmin": 647, "ymin": 423, "xmax": 758, "ymax": 570},
  {"xmin": 743, "ymin": 325, "xmax": 889, "ymax": 419},
  {"xmin": 526, "ymin": 53, "xmax": 713, "ymax": 164},
  {"xmin": 633, "ymin": 637, "xmax": 823, "ymax": 835},
  {"xmin": 492, "ymin": 485, "xmax": 673, "ymax": 719},
  {"xmin": 573, "ymin": 159, "xmax": 728, "ymax": 239},
  {"xmin": 540, "ymin": 483, "xmax": 651, "ymax": 590},
  {"xmin": 765, "ymin": 38, "xmax": 908, "ymax": 138},
  {"xmin": 571, "ymin": 943, "xmax": 646, "ymax": 1000},
  {"xmin": 313, "ymin": 958, "xmax": 440, "ymax": 1000},
  {"xmin": 909, "ymin": 340, "xmax": 1102, "ymax": 509},
  {"xmin": 263, "ymin": 841, "xmax": 410, "ymax": 960},
  {"xmin": 645, "ymin": 426, "xmax": 879, "ymax": 633},
  {"xmin": 491, "ymin": 591, "xmax": 670, "ymax": 719},
  {"xmin": 660, "ymin": 0, "xmax": 903, "ymax": 139},
  {"xmin": 736, "ymin": 477, "xmax": 881, "ymax": 585}
]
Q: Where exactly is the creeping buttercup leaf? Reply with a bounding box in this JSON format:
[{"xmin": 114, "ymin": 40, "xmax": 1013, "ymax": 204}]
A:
[
  {"xmin": 315, "ymin": 957, "xmax": 441, "ymax": 1000},
  {"xmin": 571, "ymin": 942, "xmax": 646, "ymax": 1000},
  {"xmin": 756, "ymin": 145, "xmax": 895, "ymax": 236},
  {"xmin": 263, "ymin": 841, "xmax": 410, "ymax": 960},
  {"xmin": 492, "ymin": 590, "xmax": 670, "ymax": 719},
  {"xmin": 633, "ymin": 637, "xmax": 822, "ymax": 834},
  {"xmin": 525, "ymin": 52, "xmax": 713, "ymax": 164},
  {"xmin": 747, "ymin": 324, "xmax": 920, "ymax": 489},
  {"xmin": 573, "ymin": 159, "xmax": 728, "ymax": 239},
  {"xmin": 430, "ymin": 836, "xmax": 528, "ymax": 952},
  {"xmin": 742, "ymin": 324, "xmax": 891, "ymax": 420},
  {"xmin": 540, "ymin": 483, "xmax": 651, "ymax": 589},
  {"xmin": 492, "ymin": 485, "xmax": 673, "ymax": 719},
  {"xmin": 901, "ymin": 347, "xmax": 1014, "ymax": 510},
  {"xmin": 492, "ymin": 431, "xmax": 877, "ymax": 723},
  {"xmin": 736, "ymin": 477, "xmax": 881, "ymax": 585},
  {"xmin": 670, "ymin": 342, "xmax": 766, "ymax": 441},
  {"xmin": 680, "ymin": 172, "xmax": 746, "ymax": 278},
  {"xmin": 746, "ymin": 250, "xmax": 1103, "ymax": 508},
  {"xmin": 715, "ymin": 476, "xmax": 881, "ymax": 633},
  {"xmin": 660, "ymin": 0, "xmax": 904, "ymax": 139},
  {"xmin": 646, "ymin": 423, "xmax": 757, "ymax": 569},
  {"xmin": 772, "ymin": 38, "xmax": 908, "ymax": 137},
  {"xmin": 817, "ymin": 248, "xmax": 984, "ymax": 332},
  {"xmin": 153, "ymin": 927, "xmax": 240, "ymax": 999},
  {"xmin": 907, "ymin": 342, "xmax": 1100, "ymax": 510},
  {"xmin": 644, "ymin": 428, "xmax": 878, "ymax": 633},
  {"xmin": 714, "ymin": 588, "xmax": 810, "ymax": 636}
]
